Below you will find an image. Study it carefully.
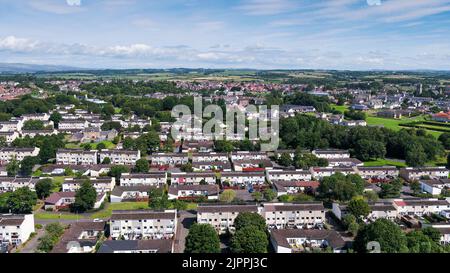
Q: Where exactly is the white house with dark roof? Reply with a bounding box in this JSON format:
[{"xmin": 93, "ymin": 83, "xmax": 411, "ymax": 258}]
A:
[
  {"xmin": 98, "ymin": 150, "xmax": 140, "ymax": 165},
  {"xmin": 220, "ymin": 171, "xmax": 266, "ymax": 187},
  {"xmin": 232, "ymin": 159, "xmax": 273, "ymax": 171},
  {"xmin": 44, "ymin": 192, "xmax": 106, "ymax": 211},
  {"xmin": 58, "ymin": 119, "xmax": 89, "ymax": 130},
  {"xmin": 272, "ymin": 180, "xmax": 320, "ymax": 196},
  {"xmin": 168, "ymin": 184, "xmax": 219, "ymax": 200},
  {"xmin": 356, "ymin": 166, "xmax": 399, "ymax": 179},
  {"xmin": 312, "ymin": 149, "xmax": 350, "ymax": 159},
  {"xmin": 149, "ymin": 153, "xmax": 189, "ymax": 166},
  {"xmin": 261, "ymin": 202, "xmax": 326, "ymax": 229},
  {"xmin": 270, "ymin": 229, "xmax": 346, "ymax": 253},
  {"xmin": 267, "ymin": 169, "xmax": 313, "ymax": 182},
  {"xmin": 192, "ymin": 161, "xmax": 232, "ymax": 172},
  {"xmin": 110, "ymin": 186, "xmax": 151, "ymax": 203},
  {"xmin": 0, "ymin": 147, "xmax": 40, "ymax": 164},
  {"xmin": 197, "ymin": 204, "xmax": 259, "ymax": 234},
  {"xmin": 0, "ymin": 177, "xmax": 39, "ymax": 193},
  {"xmin": 0, "ymin": 214, "xmax": 35, "ymax": 246},
  {"xmin": 230, "ymin": 151, "xmax": 268, "ymax": 161},
  {"xmin": 0, "ymin": 131, "xmax": 19, "ymax": 144},
  {"xmin": 399, "ymin": 167, "xmax": 449, "ymax": 181},
  {"xmin": 110, "ymin": 210, "xmax": 177, "ymax": 240},
  {"xmin": 192, "ymin": 152, "xmax": 229, "ymax": 162},
  {"xmin": 393, "ymin": 198, "xmax": 450, "ymax": 216},
  {"xmin": 119, "ymin": 172, "xmax": 166, "ymax": 187},
  {"xmin": 332, "ymin": 201, "xmax": 398, "ymax": 222},
  {"xmin": 56, "ymin": 149, "xmax": 98, "ymax": 165},
  {"xmin": 62, "ymin": 177, "xmax": 115, "ymax": 193},
  {"xmin": 420, "ymin": 179, "xmax": 450, "ymax": 195},
  {"xmin": 171, "ymin": 172, "xmax": 217, "ymax": 185}
]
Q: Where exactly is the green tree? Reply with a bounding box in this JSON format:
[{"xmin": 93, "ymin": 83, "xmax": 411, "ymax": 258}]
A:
[
  {"xmin": 133, "ymin": 159, "xmax": 149, "ymax": 173},
  {"xmin": 35, "ymin": 178, "xmax": 53, "ymax": 199},
  {"xmin": 251, "ymin": 191, "xmax": 263, "ymax": 202},
  {"xmin": 50, "ymin": 112, "xmax": 62, "ymax": 128},
  {"xmin": 148, "ymin": 188, "xmax": 170, "ymax": 209},
  {"xmin": 231, "ymin": 226, "xmax": 268, "ymax": 253},
  {"xmin": 6, "ymin": 157, "xmax": 20, "ymax": 177},
  {"xmin": 172, "ymin": 199, "xmax": 188, "ymax": 210},
  {"xmin": 277, "ymin": 152, "xmax": 293, "ymax": 167},
  {"xmin": 180, "ymin": 163, "xmax": 193, "ymax": 172},
  {"xmin": 108, "ymin": 165, "xmax": 130, "ymax": 182},
  {"xmin": 379, "ymin": 178, "xmax": 403, "ymax": 199},
  {"xmin": 263, "ymin": 188, "xmax": 277, "ymax": 201},
  {"xmin": 6, "ymin": 187, "xmax": 37, "ymax": 214},
  {"xmin": 101, "ymin": 157, "xmax": 111, "ymax": 164},
  {"xmin": 185, "ymin": 223, "xmax": 220, "ymax": 253},
  {"xmin": 23, "ymin": 120, "xmax": 45, "ymax": 130},
  {"xmin": 70, "ymin": 180, "xmax": 97, "ymax": 213},
  {"xmin": 19, "ymin": 156, "xmax": 39, "ymax": 176},
  {"xmin": 406, "ymin": 145, "xmax": 427, "ymax": 167},
  {"xmin": 354, "ymin": 219, "xmax": 408, "ymax": 253},
  {"xmin": 219, "ymin": 189, "xmax": 236, "ymax": 203},
  {"xmin": 342, "ymin": 214, "xmax": 359, "ymax": 236},
  {"xmin": 96, "ymin": 142, "xmax": 106, "ymax": 150},
  {"xmin": 234, "ymin": 212, "xmax": 266, "ymax": 233},
  {"xmin": 318, "ymin": 173, "xmax": 364, "ymax": 201},
  {"xmin": 214, "ymin": 140, "xmax": 234, "ymax": 152},
  {"xmin": 347, "ymin": 199, "xmax": 371, "ymax": 220}
]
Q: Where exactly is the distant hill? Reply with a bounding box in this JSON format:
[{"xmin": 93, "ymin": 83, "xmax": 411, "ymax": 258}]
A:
[{"xmin": 0, "ymin": 63, "xmax": 83, "ymax": 73}]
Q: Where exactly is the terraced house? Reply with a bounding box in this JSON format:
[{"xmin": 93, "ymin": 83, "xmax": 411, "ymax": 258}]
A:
[
  {"xmin": 170, "ymin": 172, "xmax": 217, "ymax": 185},
  {"xmin": 110, "ymin": 210, "xmax": 177, "ymax": 240},
  {"xmin": 56, "ymin": 149, "xmax": 98, "ymax": 165},
  {"xmin": 261, "ymin": 202, "xmax": 326, "ymax": 229},
  {"xmin": 98, "ymin": 150, "xmax": 141, "ymax": 165},
  {"xmin": 119, "ymin": 172, "xmax": 167, "ymax": 187},
  {"xmin": 197, "ymin": 204, "xmax": 259, "ymax": 234},
  {"xmin": 0, "ymin": 214, "xmax": 35, "ymax": 246}
]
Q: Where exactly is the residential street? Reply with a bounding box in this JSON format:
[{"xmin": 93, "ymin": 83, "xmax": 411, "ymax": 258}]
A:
[{"xmin": 19, "ymin": 228, "xmax": 45, "ymax": 253}]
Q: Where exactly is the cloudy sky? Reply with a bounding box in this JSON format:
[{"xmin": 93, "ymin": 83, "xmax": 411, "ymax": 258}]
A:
[{"xmin": 0, "ymin": 0, "xmax": 450, "ymax": 70}]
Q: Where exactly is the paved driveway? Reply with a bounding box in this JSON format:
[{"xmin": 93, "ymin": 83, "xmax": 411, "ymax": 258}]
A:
[{"xmin": 173, "ymin": 210, "xmax": 196, "ymax": 253}]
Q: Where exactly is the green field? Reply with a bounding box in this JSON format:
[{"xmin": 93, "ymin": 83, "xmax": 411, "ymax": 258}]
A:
[
  {"xmin": 363, "ymin": 159, "xmax": 407, "ymax": 167},
  {"xmin": 365, "ymin": 115, "xmax": 443, "ymax": 138},
  {"xmin": 34, "ymin": 212, "xmax": 85, "ymax": 220},
  {"xmin": 90, "ymin": 202, "xmax": 149, "ymax": 219},
  {"xmin": 330, "ymin": 104, "xmax": 349, "ymax": 114},
  {"xmin": 65, "ymin": 140, "xmax": 116, "ymax": 150}
]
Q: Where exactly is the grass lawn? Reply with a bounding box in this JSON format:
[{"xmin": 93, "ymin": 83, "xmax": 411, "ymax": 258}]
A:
[
  {"xmin": 51, "ymin": 176, "xmax": 68, "ymax": 192},
  {"xmin": 363, "ymin": 159, "xmax": 407, "ymax": 167},
  {"xmin": 34, "ymin": 212, "xmax": 86, "ymax": 220},
  {"xmin": 366, "ymin": 115, "xmax": 442, "ymax": 138},
  {"xmin": 330, "ymin": 104, "xmax": 349, "ymax": 114},
  {"xmin": 90, "ymin": 202, "xmax": 149, "ymax": 219},
  {"xmin": 65, "ymin": 141, "xmax": 116, "ymax": 150}
]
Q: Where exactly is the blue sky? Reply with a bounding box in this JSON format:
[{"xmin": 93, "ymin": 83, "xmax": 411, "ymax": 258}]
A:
[{"xmin": 0, "ymin": 0, "xmax": 450, "ymax": 70}]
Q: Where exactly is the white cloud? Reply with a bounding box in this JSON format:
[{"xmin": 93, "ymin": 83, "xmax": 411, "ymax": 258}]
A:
[
  {"xmin": 66, "ymin": 0, "xmax": 81, "ymax": 6},
  {"xmin": 237, "ymin": 0, "xmax": 298, "ymax": 15},
  {"xmin": 28, "ymin": 0, "xmax": 84, "ymax": 14},
  {"xmin": 0, "ymin": 36, "xmax": 41, "ymax": 52}
]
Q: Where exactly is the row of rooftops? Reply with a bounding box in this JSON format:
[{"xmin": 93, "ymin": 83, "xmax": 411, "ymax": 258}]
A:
[{"xmin": 0, "ymin": 214, "xmax": 27, "ymax": 226}]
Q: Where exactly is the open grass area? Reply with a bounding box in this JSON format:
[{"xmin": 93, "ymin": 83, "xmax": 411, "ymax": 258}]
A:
[
  {"xmin": 89, "ymin": 202, "xmax": 149, "ymax": 219},
  {"xmin": 34, "ymin": 212, "xmax": 86, "ymax": 220},
  {"xmin": 363, "ymin": 159, "xmax": 407, "ymax": 168},
  {"xmin": 330, "ymin": 104, "xmax": 349, "ymax": 114},
  {"xmin": 65, "ymin": 140, "xmax": 116, "ymax": 150},
  {"xmin": 366, "ymin": 115, "xmax": 442, "ymax": 138}
]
